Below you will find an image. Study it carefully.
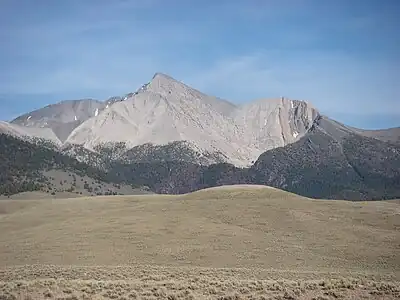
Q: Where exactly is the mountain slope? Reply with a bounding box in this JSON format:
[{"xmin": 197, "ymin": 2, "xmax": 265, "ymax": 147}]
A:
[
  {"xmin": 0, "ymin": 134, "xmax": 145, "ymax": 196},
  {"xmin": 11, "ymin": 99, "xmax": 107, "ymax": 142},
  {"xmin": 351, "ymin": 127, "xmax": 400, "ymax": 144},
  {"xmin": 0, "ymin": 121, "xmax": 62, "ymax": 146},
  {"xmin": 250, "ymin": 116, "xmax": 400, "ymax": 200}
]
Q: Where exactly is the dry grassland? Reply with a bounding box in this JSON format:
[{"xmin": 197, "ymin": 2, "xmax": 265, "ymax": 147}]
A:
[
  {"xmin": 1, "ymin": 265, "xmax": 399, "ymax": 300},
  {"xmin": 0, "ymin": 185, "xmax": 399, "ymax": 299}
]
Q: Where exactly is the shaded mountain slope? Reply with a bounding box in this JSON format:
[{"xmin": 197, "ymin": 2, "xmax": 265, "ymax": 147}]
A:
[
  {"xmin": 11, "ymin": 99, "xmax": 107, "ymax": 142},
  {"xmin": 0, "ymin": 134, "xmax": 130, "ymax": 196},
  {"xmin": 251, "ymin": 116, "xmax": 400, "ymax": 200}
]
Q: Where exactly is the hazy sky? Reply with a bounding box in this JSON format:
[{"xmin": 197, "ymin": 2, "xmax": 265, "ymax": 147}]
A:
[{"xmin": 1, "ymin": 0, "xmax": 399, "ymax": 129}]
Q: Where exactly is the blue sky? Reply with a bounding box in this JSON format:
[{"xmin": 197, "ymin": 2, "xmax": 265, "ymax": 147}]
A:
[{"xmin": 0, "ymin": 0, "xmax": 399, "ymax": 129}]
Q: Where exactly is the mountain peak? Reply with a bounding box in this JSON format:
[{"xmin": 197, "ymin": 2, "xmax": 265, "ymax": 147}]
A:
[
  {"xmin": 152, "ymin": 72, "xmax": 176, "ymax": 81},
  {"xmin": 149, "ymin": 72, "xmax": 183, "ymax": 88},
  {"xmin": 147, "ymin": 72, "xmax": 186, "ymax": 95}
]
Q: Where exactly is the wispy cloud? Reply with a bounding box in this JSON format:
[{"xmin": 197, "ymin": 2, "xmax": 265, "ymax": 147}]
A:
[
  {"xmin": 0, "ymin": 0, "xmax": 201, "ymax": 95},
  {"xmin": 185, "ymin": 50, "xmax": 399, "ymax": 116}
]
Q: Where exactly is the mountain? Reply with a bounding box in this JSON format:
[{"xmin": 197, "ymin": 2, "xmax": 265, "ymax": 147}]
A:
[
  {"xmin": 0, "ymin": 120, "xmax": 62, "ymax": 146},
  {"xmin": 3, "ymin": 73, "xmax": 319, "ymax": 166},
  {"xmin": 1, "ymin": 72, "xmax": 399, "ymax": 200},
  {"xmin": 11, "ymin": 99, "xmax": 107, "ymax": 142},
  {"xmin": 65, "ymin": 73, "xmax": 318, "ymax": 166}
]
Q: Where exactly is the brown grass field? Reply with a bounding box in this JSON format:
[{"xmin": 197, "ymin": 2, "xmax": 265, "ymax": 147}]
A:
[{"xmin": 0, "ymin": 185, "xmax": 399, "ymax": 299}]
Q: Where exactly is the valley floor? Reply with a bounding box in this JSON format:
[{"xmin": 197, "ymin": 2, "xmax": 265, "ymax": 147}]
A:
[{"xmin": 0, "ymin": 186, "xmax": 399, "ymax": 299}]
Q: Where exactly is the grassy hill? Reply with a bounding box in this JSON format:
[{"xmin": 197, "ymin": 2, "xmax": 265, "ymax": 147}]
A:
[
  {"xmin": 0, "ymin": 185, "xmax": 399, "ymax": 299},
  {"xmin": 0, "ymin": 185, "xmax": 398, "ymax": 272}
]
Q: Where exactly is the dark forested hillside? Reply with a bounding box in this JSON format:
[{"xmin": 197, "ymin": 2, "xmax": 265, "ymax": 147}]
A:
[
  {"xmin": 0, "ymin": 134, "xmax": 108, "ymax": 195},
  {"xmin": 104, "ymin": 127, "xmax": 400, "ymax": 199},
  {"xmin": 250, "ymin": 128, "xmax": 365, "ymax": 199},
  {"xmin": 342, "ymin": 134, "xmax": 400, "ymax": 199},
  {"xmin": 122, "ymin": 141, "xmax": 227, "ymax": 165},
  {"xmin": 251, "ymin": 129, "xmax": 400, "ymax": 200}
]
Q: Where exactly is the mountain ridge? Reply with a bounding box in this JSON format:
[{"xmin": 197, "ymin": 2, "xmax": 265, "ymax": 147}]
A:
[{"xmin": 1, "ymin": 72, "xmax": 399, "ymax": 200}]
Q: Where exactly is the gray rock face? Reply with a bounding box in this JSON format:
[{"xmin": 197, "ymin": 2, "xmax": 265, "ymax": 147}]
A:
[{"xmin": 11, "ymin": 99, "xmax": 107, "ymax": 142}]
